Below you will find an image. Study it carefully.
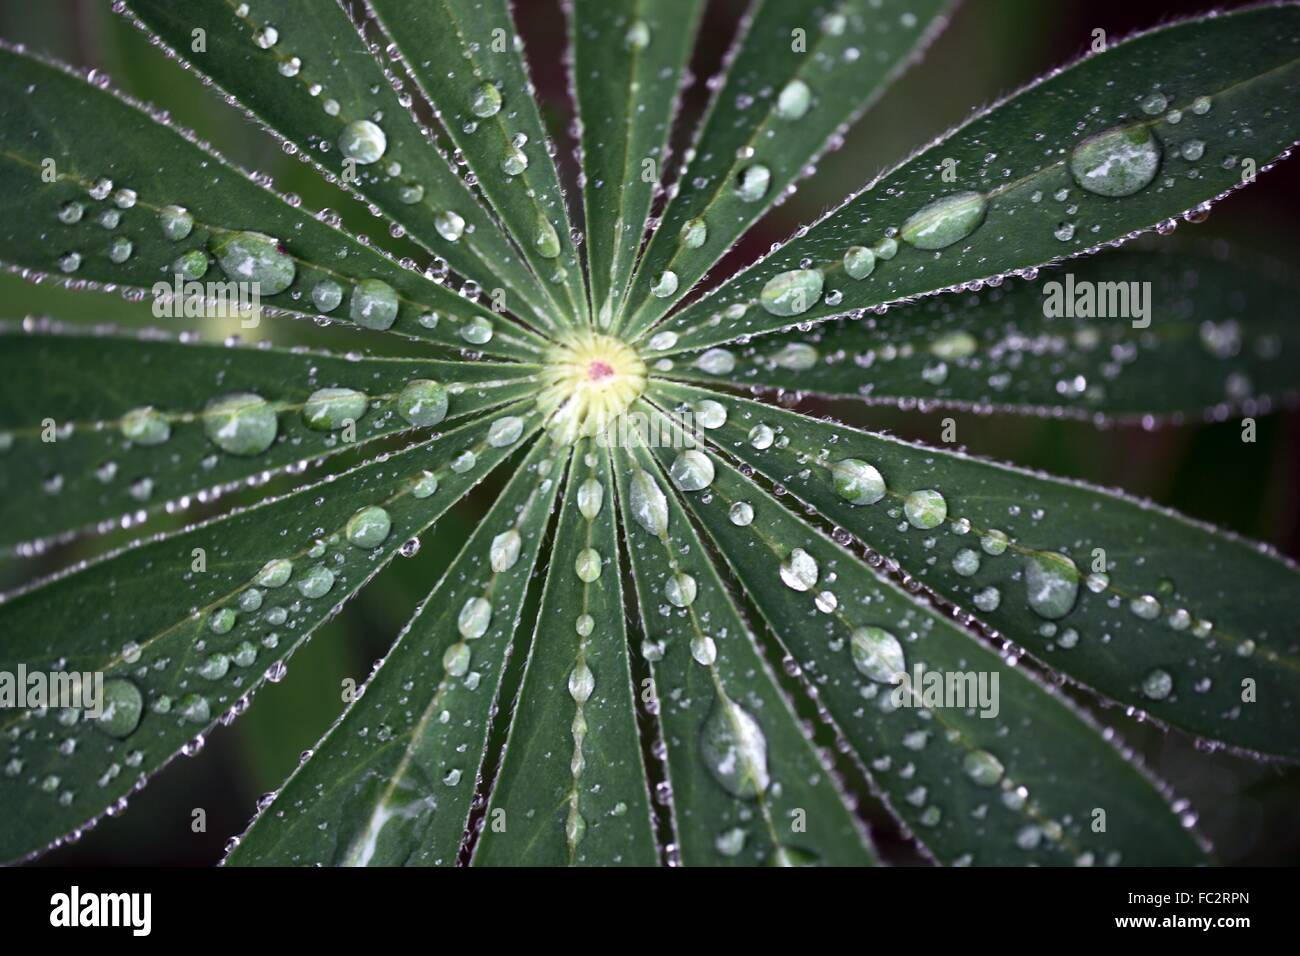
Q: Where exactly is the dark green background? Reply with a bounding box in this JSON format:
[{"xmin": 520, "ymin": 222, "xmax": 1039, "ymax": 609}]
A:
[{"xmin": 2, "ymin": 0, "xmax": 1296, "ymax": 865}]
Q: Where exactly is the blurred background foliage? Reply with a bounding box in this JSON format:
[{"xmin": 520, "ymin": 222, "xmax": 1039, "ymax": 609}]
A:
[{"xmin": 2, "ymin": 0, "xmax": 1296, "ymax": 865}]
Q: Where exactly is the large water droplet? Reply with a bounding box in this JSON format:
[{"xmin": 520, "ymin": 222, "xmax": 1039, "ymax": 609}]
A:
[
  {"xmin": 346, "ymin": 505, "xmax": 391, "ymax": 549},
  {"xmin": 760, "ymin": 268, "xmax": 823, "ymax": 317},
  {"xmin": 1069, "ymin": 126, "xmax": 1161, "ymax": 198},
  {"xmin": 490, "ymin": 530, "xmax": 521, "ymax": 572},
  {"xmin": 95, "ymin": 678, "xmax": 143, "ymax": 739},
  {"xmin": 670, "ymin": 450, "xmax": 714, "ymax": 492},
  {"xmin": 628, "ymin": 469, "xmax": 669, "ymax": 534},
  {"xmin": 204, "ymin": 393, "xmax": 278, "ymax": 455},
  {"xmin": 577, "ymin": 479, "xmax": 604, "ymax": 519},
  {"xmin": 574, "ymin": 548, "xmax": 602, "ymax": 583},
  {"xmin": 850, "ymin": 626, "xmax": 905, "ymax": 683},
  {"xmin": 121, "ymin": 405, "xmax": 171, "ymax": 446},
  {"xmin": 1024, "ymin": 552, "xmax": 1080, "ymax": 620},
  {"xmin": 458, "ymin": 597, "xmax": 492, "ymax": 639},
  {"xmin": 901, "ymin": 191, "xmax": 987, "ymax": 250},
  {"xmin": 700, "ymin": 698, "xmax": 770, "ymax": 798},
  {"xmin": 775, "ymin": 79, "xmax": 812, "ymax": 120},
  {"xmin": 211, "ymin": 231, "xmax": 295, "ymax": 294},
  {"xmin": 734, "ymin": 164, "xmax": 771, "ymax": 202},
  {"xmin": 903, "ymin": 489, "xmax": 947, "ymax": 529},
  {"xmin": 665, "ymin": 573, "xmax": 697, "ymax": 608},
  {"xmin": 349, "ymin": 278, "xmax": 399, "ymax": 330},
  {"xmin": 779, "ymin": 547, "xmax": 818, "ymax": 592},
  {"xmin": 832, "ymin": 459, "xmax": 885, "ymax": 505},
  {"xmin": 303, "ymin": 388, "xmax": 368, "ymax": 431},
  {"xmin": 397, "ymin": 380, "xmax": 448, "ymax": 427},
  {"xmin": 338, "ymin": 119, "xmax": 387, "ymax": 165}
]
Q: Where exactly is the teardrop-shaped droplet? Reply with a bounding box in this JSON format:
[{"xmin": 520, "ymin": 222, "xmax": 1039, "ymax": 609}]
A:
[
  {"xmin": 700, "ymin": 697, "xmax": 770, "ymax": 799},
  {"xmin": 628, "ymin": 468, "xmax": 669, "ymax": 534},
  {"xmin": 900, "ymin": 191, "xmax": 988, "ymax": 250}
]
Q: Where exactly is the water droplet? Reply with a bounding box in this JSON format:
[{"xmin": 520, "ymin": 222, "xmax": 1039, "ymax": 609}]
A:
[
  {"xmin": 1069, "ymin": 126, "xmax": 1161, "ymax": 198},
  {"xmin": 832, "ymin": 459, "xmax": 886, "ymax": 505},
  {"xmin": 345, "ymin": 505, "xmax": 391, "ymax": 549},
  {"xmin": 95, "ymin": 678, "xmax": 143, "ymax": 739},
  {"xmin": 695, "ymin": 400, "xmax": 727, "ymax": 429},
  {"xmin": 251, "ymin": 560, "xmax": 291, "ymax": 591},
  {"xmin": 179, "ymin": 694, "xmax": 210, "ymax": 723},
  {"xmin": 501, "ymin": 146, "xmax": 528, "ymax": 176},
  {"xmin": 338, "ymin": 119, "xmax": 387, "ymax": 165},
  {"xmin": 487, "ymin": 415, "xmax": 524, "ymax": 447},
  {"xmin": 159, "ymin": 205, "xmax": 193, "ymax": 241},
  {"xmin": 574, "ymin": 548, "xmax": 602, "ymax": 583},
  {"xmin": 760, "ymin": 268, "xmax": 823, "ymax": 317},
  {"xmin": 208, "ymin": 607, "xmax": 236, "ymax": 634},
  {"xmin": 121, "ymin": 405, "xmax": 171, "ymax": 445},
  {"xmin": 397, "ymin": 380, "xmax": 448, "ymax": 427},
  {"xmin": 748, "ymin": 423, "xmax": 774, "ymax": 449},
  {"xmin": 670, "ymin": 450, "xmax": 714, "ymax": 491},
  {"xmin": 729, "ymin": 501, "xmax": 754, "ymax": 526},
  {"xmin": 470, "ymin": 83, "xmax": 502, "ymax": 118},
  {"xmin": 700, "ymin": 698, "xmax": 769, "ymax": 798},
  {"xmin": 199, "ymin": 653, "xmax": 230, "ymax": 680},
  {"xmin": 212, "ymin": 231, "xmax": 295, "ymax": 294},
  {"xmin": 1130, "ymin": 594, "xmax": 1161, "ymax": 620},
  {"xmin": 952, "ymin": 548, "xmax": 981, "ymax": 576},
  {"xmin": 844, "ymin": 245, "xmax": 876, "ymax": 280},
  {"xmin": 534, "ymin": 217, "xmax": 561, "ymax": 258},
  {"xmin": 695, "ymin": 348, "xmax": 735, "ymax": 375},
  {"xmin": 296, "ymin": 564, "xmax": 335, "ymax": 598},
  {"xmin": 648, "ymin": 331, "xmax": 678, "ymax": 351},
  {"xmin": 458, "ymin": 597, "xmax": 492, "ymax": 639},
  {"xmin": 1140, "ymin": 91, "xmax": 1167, "ymax": 114},
  {"xmin": 628, "ymin": 469, "xmax": 669, "ymax": 535},
  {"xmin": 349, "ymin": 278, "xmax": 399, "ymax": 330},
  {"xmin": 775, "ymin": 79, "xmax": 812, "ymax": 120},
  {"xmin": 57, "ymin": 200, "xmax": 84, "ymax": 224},
  {"xmin": 651, "ymin": 270, "xmax": 679, "ymax": 298},
  {"xmin": 974, "ymin": 586, "xmax": 1001, "ymax": 612},
  {"xmin": 303, "ymin": 388, "xmax": 368, "ymax": 430},
  {"xmin": 665, "ymin": 573, "xmax": 697, "ymax": 608},
  {"xmin": 850, "ymin": 626, "xmax": 904, "ymax": 683},
  {"xmin": 577, "ymin": 479, "xmax": 604, "ymax": 519},
  {"xmin": 735, "ymin": 164, "xmax": 771, "ymax": 202},
  {"xmin": 963, "ymin": 749, "xmax": 1004, "ymax": 787},
  {"xmin": 1024, "ymin": 552, "xmax": 1079, "ymax": 620},
  {"xmin": 1180, "ymin": 139, "xmax": 1205, "ymax": 161},
  {"xmin": 625, "ymin": 20, "xmax": 651, "ymax": 50},
  {"xmin": 568, "ymin": 663, "xmax": 595, "ymax": 703},
  {"xmin": 444, "ymin": 642, "xmax": 471, "ymax": 677},
  {"xmin": 779, "ymin": 547, "xmax": 818, "ymax": 591},
  {"xmin": 253, "ymin": 24, "xmax": 279, "ymax": 49},
  {"xmin": 490, "ymin": 530, "xmax": 521, "ymax": 572},
  {"xmin": 901, "ymin": 191, "xmax": 987, "ymax": 250},
  {"xmin": 204, "ymin": 393, "xmax": 278, "ymax": 455},
  {"xmin": 434, "ymin": 210, "xmax": 466, "ymax": 242},
  {"xmin": 412, "ymin": 470, "xmax": 439, "ymax": 498},
  {"xmin": 1142, "ymin": 669, "xmax": 1173, "ymax": 700},
  {"xmin": 903, "ymin": 489, "xmax": 947, "ymax": 529},
  {"xmin": 679, "ymin": 218, "xmax": 707, "ymax": 249}
]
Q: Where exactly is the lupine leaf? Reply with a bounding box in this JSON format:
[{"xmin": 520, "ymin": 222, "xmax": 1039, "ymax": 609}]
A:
[
  {"xmin": 367, "ymin": 0, "xmax": 590, "ymax": 326},
  {"xmin": 120, "ymin": 0, "xmax": 560, "ymax": 335},
  {"xmin": 0, "ymin": 42, "xmax": 546, "ymax": 361},
  {"xmin": 642, "ymin": 6, "xmax": 1300, "ymax": 353},
  {"xmin": 0, "ymin": 325, "xmax": 538, "ymax": 550},
  {"xmin": 659, "ymin": 248, "xmax": 1300, "ymax": 418},
  {"xmin": 568, "ymin": 0, "xmax": 703, "ymax": 329},
  {"xmin": 226, "ymin": 436, "xmax": 562, "ymax": 865},
  {"xmin": 654, "ymin": 380, "xmax": 1300, "ymax": 760},
  {"xmin": 473, "ymin": 439, "xmax": 656, "ymax": 865},
  {"xmin": 613, "ymin": 439, "xmax": 877, "ymax": 866},
  {"xmin": 0, "ymin": 402, "xmax": 540, "ymax": 864},
  {"xmin": 616, "ymin": 0, "xmax": 953, "ymax": 337},
  {"xmin": 639, "ymin": 400, "xmax": 1205, "ymax": 865}
]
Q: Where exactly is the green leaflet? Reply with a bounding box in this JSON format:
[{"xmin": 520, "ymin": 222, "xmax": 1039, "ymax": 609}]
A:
[
  {"xmin": 659, "ymin": 248, "xmax": 1300, "ymax": 418},
  {"xmin": 227, "ymin": 436, "xmax": 562, "ymax": 865},
  {"xmin": 473, "ymin": 439, "xmax": 657, "ymax": 865},
  {"xmin": 367, "ymin": 0, "xmax": 590, "ymax": 326},
  {"xmin": 0, "ymin": 403, "xmax": 540, "ymax": 864},
  {"xmin": 0, "ymin": 43, "xmax": 545, "ymax": 361},
  {"xmin": 639, "ymin": 400, "xmax": 1205, "ymax": 865},
  {"xmin": 644, "ymin": 6, "xmax": 1300, "ymax": 353},
  {"xmin": 654, "ymin": 379, "xmax": 1300, "ymax": 760},
  {"xmin": 569, "ymin": 0, "xmax": 703, "ymax": 330},
  {"xmin": 613, "ymin": 440, "xmax": 877, "ymax": 866},
  {"xmin": 121, "ymin": 0, "xmax": 559, "ymax": 335},
  {"xmin": 0, "ymin": 326, "xmax": 538, "ymax": 549},
  {"xmin": 616, "ymin": 0, "xmax": 953, "ymax": 337}
]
